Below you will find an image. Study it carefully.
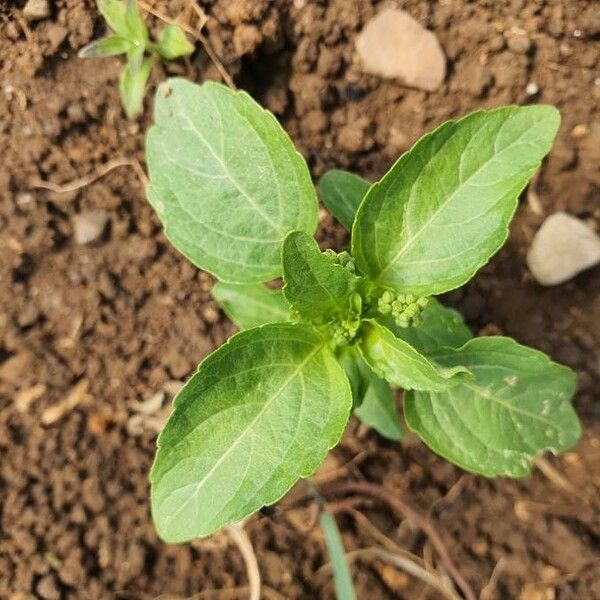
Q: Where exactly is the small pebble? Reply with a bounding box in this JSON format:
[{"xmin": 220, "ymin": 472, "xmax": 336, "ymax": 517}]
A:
[
  {"xmin": 72, "ymin": 210, "xmax": 108, "ymax": 244},
  {"xmin": 525, "ymin": 81, "xmax": 539, "ymax": 96},
  {"xmin": 23, "ymin": 0, "xmax": 51, "ymax": 22},
  {"xmin": 527, "ymin": 212, "xmax": 600, "ymax": 285},
  {"xmin": 356, "ymin": 8, "xmax": 446, "ymax": 91}
]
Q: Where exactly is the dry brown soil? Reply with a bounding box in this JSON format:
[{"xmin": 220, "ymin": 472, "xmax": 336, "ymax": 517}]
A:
[{"xmin": 0, "ymin": 0, "xmax": 599, "ymax": 598}]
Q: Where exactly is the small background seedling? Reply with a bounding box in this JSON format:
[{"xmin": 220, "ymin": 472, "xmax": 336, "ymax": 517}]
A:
[{"xmin": 79, "ymin": 0, "xmax": 195, "ymax": 118}]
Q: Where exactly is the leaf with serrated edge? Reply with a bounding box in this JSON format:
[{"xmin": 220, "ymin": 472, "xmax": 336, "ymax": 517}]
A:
[
  {"xmin": 146, "ymin": 79, "xmax": 318, "ymax": 284},
  {"xmin": 405, "ymin": 337, "xmax": 581, "ymax": 477},
  {"xmin": 352, "ymin": 106, "xmax": 560, "ymax": 296},
  {"xmin": 358, "ymin": 320, "xmax": 471, "ymax": 391},
  {"xmin": 212, "ymin": 282, "xmax": 290, "ymax": 330},
  {"xmin": 150, "ymin": 323, "xmax": 352, "ymax": 542},
  {"xmin": 282, "ymin": 231, "xmax": 362, "ymax": 322},
  {"xmin": 320, "ymin": 169, "xmax": 371, "ymax": 232},
  {"xmin": 381, "ymin": 298, "xmax": 472, "ymax": 354}
]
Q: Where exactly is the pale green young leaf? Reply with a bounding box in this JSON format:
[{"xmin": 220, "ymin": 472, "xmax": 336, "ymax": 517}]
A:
[
  {"xmin": 156, "ymin": 24, "xmax": 195, "ymax": 59},
  {"xmin": 319, "ymin": 511, "xmax": 357, "ymax": 600},
  {"xmin": 354, "ymin": 375, "xmax": 403, "ymax": 441},
  {"xmin": 150, "ymin": 323, "xmax": 352, "ymax": 542},
  {"xmin": 212, "ymin": 282, "xmax": 290, "ymax": 330},
  {"xmin": 282, "ymin": 231, "xmax": 362, "ymax": 322},
  {"xmin": 336, "ymin": 346, "xmax": 370, "ymax": 407},
  {"xmin": 124, "ymin": 0, "xmax": 148, "ymax": 43},
  {"xmin": 352, "ymin": 106, "xmax": 561, "ymax": 296},
  {"xmin": 147, "ymin": 79, "xmax": 318, "ymax": 284},
  {"xmin": 78, "ymin": 35, "xmax": 131, "ymax": 58},
  {"xmin": 320, "ymin": 169, "xmax": 371, "ymax": 232},
  {"xmin": 98, "ymin": 0, "xmax": 128, "ymax": 37},
  {"xmin": 119, "ymin": 56, "xmax": 152, "ymax": 118},
  {"xmin": 381, "ymin": 298, "xmax": 472, "ymax": 354},
  {"xmin": 357, "ymin": 320, "xmax": 471, "ymax": 391},
  {"xmin": 405, "ymin": 337, "xmax": 581, "ymax": 477}
]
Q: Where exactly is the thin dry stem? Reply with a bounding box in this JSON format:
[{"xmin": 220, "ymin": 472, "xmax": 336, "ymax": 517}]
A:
[
  {"xmin": 329, "ymin": 481, "xmax": 476, "ymax": 600},
  {"xmin": 31, "ymin": 158, "xmax": 148, "ymax": 195},
  {"xmin": 316, "ymin": 547, "xmax": 461, "ymax": 600},
  {"xmin": 534, "ymin": 456, "xmax": 583, "ymax": 499},
  {"xmin": 226, "ymin": 524, "xmax": 261, "ymax": 600},
  {"xmin": 137, "ymin": 0, "xmax": 235, "ymax": 89}
]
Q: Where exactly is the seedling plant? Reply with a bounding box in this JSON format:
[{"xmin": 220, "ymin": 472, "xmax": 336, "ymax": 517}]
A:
[
  {"xmin": 79, "ymin": 0, "xmax": 194, "ymax": 118},
  {"xmin": 144, "ymin": 78, "xmax": 581, "ymax": 546}
]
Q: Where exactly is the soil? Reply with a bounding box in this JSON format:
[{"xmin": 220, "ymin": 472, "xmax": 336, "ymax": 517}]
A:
[{"xmin": 0, "ymin": 0, "xmax": 599, "ymax": 599}]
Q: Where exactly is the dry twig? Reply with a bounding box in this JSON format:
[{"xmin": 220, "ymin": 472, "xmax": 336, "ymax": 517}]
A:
[
  {"xmin": 137, "ymin": 0, "xmax": 235, "ymax": 90},
  {"xmin": 226, "ymin": 523, "xmax": 261, "ymax": 600},
  {"xmin": 31, "ymin": 158, "xmax": 148, "ymax": 195},
  {"xmin": 328, "ymin": 480, "xmax": 476, "ymax": 600},
  {"xmin": 316, "ymin": 547, "xmax": 462, "ymax": 600}
]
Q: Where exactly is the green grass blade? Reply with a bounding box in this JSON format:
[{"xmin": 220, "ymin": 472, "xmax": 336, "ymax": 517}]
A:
[{"xmin": 319, "ymin": 510, "xmax": 356, "ymax": 600}]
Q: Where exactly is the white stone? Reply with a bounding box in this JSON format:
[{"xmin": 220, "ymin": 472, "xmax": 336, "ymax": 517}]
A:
[
  {"xmin": 356, "ymin": 8, "xmax": 446, "ymax": 91},
  {"xmin": 72, "ymin": 210, "xmax": 108, "ymax": 245},
  {"xmin": 23, "ymin": 0, "xmax": 51, "ymax": 22},
  {"xmin": 526, "ymin": 212, "xmax": 600, "ymax": 285}
]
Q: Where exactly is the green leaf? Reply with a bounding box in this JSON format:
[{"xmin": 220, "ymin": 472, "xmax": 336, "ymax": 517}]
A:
[
  {"xmin": 97, "ymin": 0, "xmax": 128, "ymax": 37},
  {"xmin": 156, "ymin": 24, "xmax": 195, "ymax": 59},
  {"xmin": 78, "ymin": 35, "xmax": 131, "ymax": 58},
  {"xmin": 319, "ymin": 511, "xmax": 357, "ymax": 600},
  {"xmin": 146, "ymin": 78, "xmax": 318, "ymax": 284},
  {"xmin": 352, "ymin": 106, "xmax": 561, "ymax": 296},
  {"xmin": 119, "ymin": 56, "xmax": 152, "ymax": 118},
  {"xmin": 282, "ymin": 231, "xmax": 362, "ymax": 322},
  {"xmin": 357, "ymin": 320, "xmax": 471, "ymax": 391},
  {"xmin": 336, "ymin": 346, "xmax": 370, "ymax": 407},
  {"xmin": 337, "ymin": 346, "xmax": 403, "ymax": 440},
  {"xmin": 212, "ymin": 282, "xmax": 290, "ymax": 330},
  {"xmin": 382, "ymin": 298, "xmax": 472, "ymax": 354},
  {"xmin": 405, "ymin": 337, "xmax": 581, "ymax": 477},
  {"xmin": 150, "ymin": 323, "xmax": 352, "ymax": 542},
  {"xmin": 320, "ymin": 169, "xmax": 371, "ymax": 232},
  {"xmin": 354, "ymin": 375, "xmax": 403, "ymax": 441},
  {"xmin": 124, "ymin": 0, "xmax": 148, "ymax": 43}
]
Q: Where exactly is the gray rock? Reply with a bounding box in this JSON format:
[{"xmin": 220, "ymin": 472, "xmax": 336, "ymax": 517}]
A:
[
  {"xmin": 72, "ymin": 210, "xmax": 108, "ymax": 245},
  {"xmin": 23, "ymin": 0, "xmax": 51, "ymax": 22},
  {"xmin": 356, "ymin": 8, "xmax": 446, "ymax": 91},
  {"xmin": 527, "ymin": 212, "xmax": 600, "ymax": 285}
]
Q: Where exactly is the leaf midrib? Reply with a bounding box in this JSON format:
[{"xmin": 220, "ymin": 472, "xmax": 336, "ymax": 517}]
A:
[
  {"xmin": 158, "ymin": 340, "xmax": 324, "ymax": 527},
  {"xmin": 374, "ymin": 116, "xmax": 538, "ymax": 283}
]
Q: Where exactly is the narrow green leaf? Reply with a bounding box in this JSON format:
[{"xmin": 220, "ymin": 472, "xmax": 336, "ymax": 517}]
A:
[
  {"xmin": 320, "ymin": 169, "xmax": 371, "ymax": 232},
  {"xmin": 98, "ymin": 0, "xmax": 128, "ymax": 37},
  {"xmin": 319, "ymin": 511, "xmax": 357, "ymax": 600},
  {"xmin": 212, "ymin": 282, "xmax": 290, "ymax": 330},
  {"xmin": 381, "ymin": 298, "xmax": 472, "ymax": 354},
  {"xmin": 282, "ymin": 231, "xmax": 362, "ymax": 322},
  {"xmin": 405, "ymin": 337, "xmax": 581, "ymax": 477},
  {"xmin": 78, "ymin": 35, "xmax": 131, "ymax": 58},
  {"xmin": 336, "ymin": 346, "xmax": 371, "ymax": 407},
  {"xmin": 124, "ymin": 0, "xmax": 148, "ymax": 43},
  {"xmin": 358, "ymin": 320, "xmax": 471, "ymax": 391},
  {"xmin": 352, "ymin": 106, "xmax": 561, "ymax": 296},
  {"xmin": 127, "ymin": 42, "xmax": 145, "ymax": 73},
  {"xmin": 147, "ymin": 78, "xmax": 318, "ymax": 284},
  {"xmin": 156, "ymin": 24, "xmax": 195, "ymax": 59},
  {"xmin": 119, "ymin": 56, "xmax": 152, "ymax": 118},
  {"xmin": 354, "ymin": 375, "xmax": 403, "ymax": 441},
  {"xmin": 150, "ymin": 323, "xmax": 352, "ymax": 542}
]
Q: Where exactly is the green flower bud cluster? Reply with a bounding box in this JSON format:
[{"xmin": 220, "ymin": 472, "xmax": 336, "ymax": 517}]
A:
[
  {"xmin": 324, "ymin": 249, "xmax": 356, "ymax": 274},
  {"xmin": 377, "ymin": 291, "xmax": 429, "ymax": 328},
  {"xmin": 330, "ymin": 293, "xmax": 363, "ymax": 348}
]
